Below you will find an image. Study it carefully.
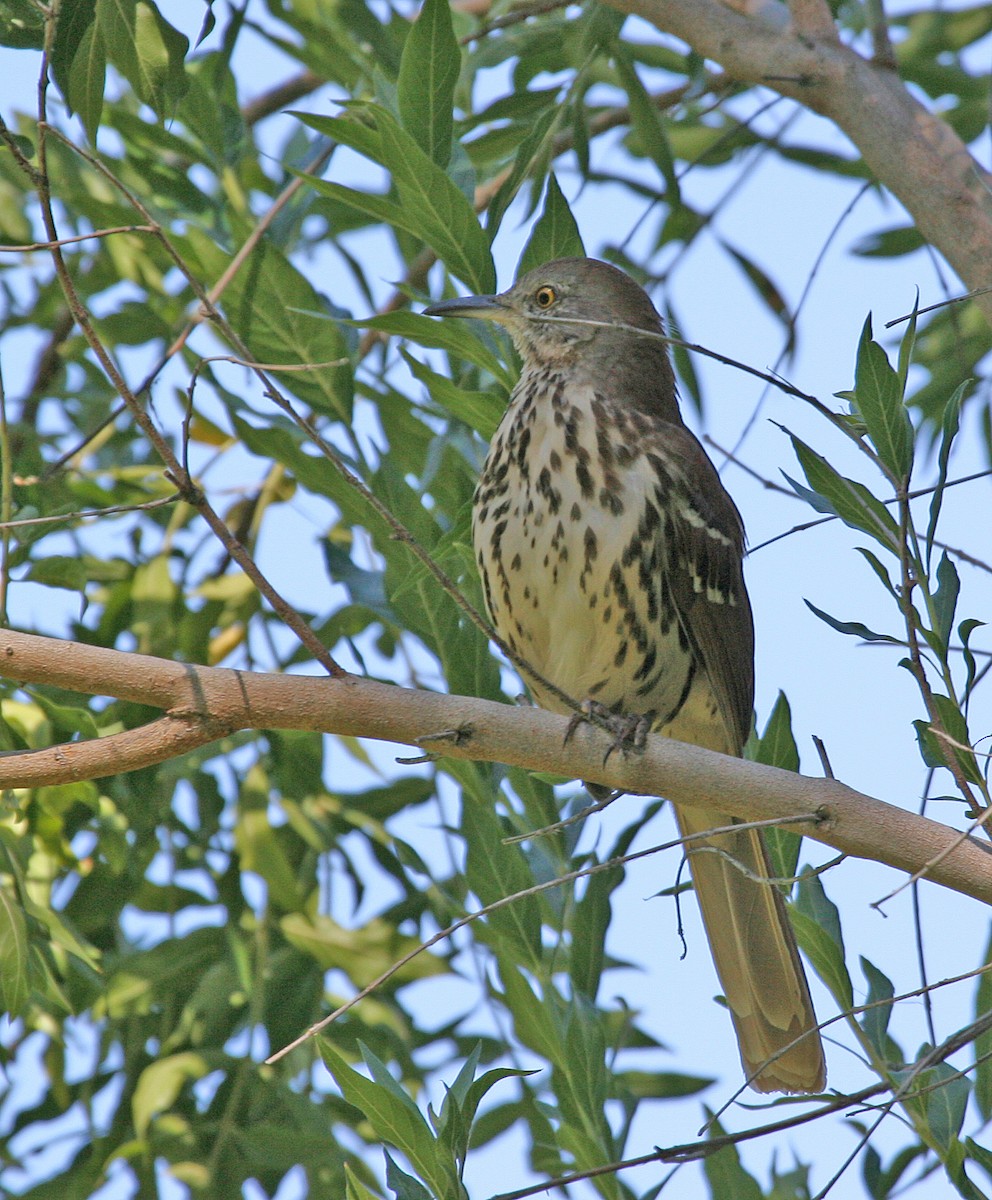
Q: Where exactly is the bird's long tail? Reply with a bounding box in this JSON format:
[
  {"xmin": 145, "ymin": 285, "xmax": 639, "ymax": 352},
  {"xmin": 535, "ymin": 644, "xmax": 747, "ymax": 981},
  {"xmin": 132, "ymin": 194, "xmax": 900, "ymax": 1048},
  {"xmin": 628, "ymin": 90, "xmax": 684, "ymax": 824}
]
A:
[{"xmin": 675, "ymin": 804, "xmax": 826, "ymax": 1094}]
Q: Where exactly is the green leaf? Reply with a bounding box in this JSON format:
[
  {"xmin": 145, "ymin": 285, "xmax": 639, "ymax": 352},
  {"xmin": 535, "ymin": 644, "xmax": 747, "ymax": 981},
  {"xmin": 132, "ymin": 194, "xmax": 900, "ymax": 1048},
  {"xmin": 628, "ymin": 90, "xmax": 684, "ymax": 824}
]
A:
[
  {"xmin": 920, "ymin": 1064, "xmax": 970, "ymax": 1152},
  {"xmin": 569, "ymin": 857, "xmax": 622, "ymax": 1000},
  {"xmin": 517, "ymin": 173, "xmax": 586, "ymax": 277},
  {"xmin": 132, "ymin": 1052, "xmax": 208, "ymax": 1137},
  {"xmin": 320, "ymin": 1039, "xmax": 456, "ymax": 1200},
  {"xmin": 853, "ymin": 225, "xmax": 927, "ymax": 258},
  {"xmin": 294, "ymin": 111, "xmax": 384, "ymax": 163},
  {"xmin": 402, "ymin": 349, "xmax": 504, "ymax": 439},
  {"xmin": 932, "ymin": 551, "xmax": 961, "ymax": 655},
  {"xmin": 235, "ymin": 809, "xmax": 304, "ymax": 913},
  {"xmin": 960, "ymin": 618, "xmax": 985, "ymax": 700},
  {"xmin": 397, "ymin": 0, "xmax": 459, "ymax": 167},
  {"xmin": 751, "ymin": 691, "xmax": 800, "ymax": 773},
  {"xmin": 462, "ymin": 798, "xmax": 543, "ymax": 971},
  {"xmin": 793, "ymin": 871, "xmax": 853, "ymax": 1009},
  {"xmin": 974, "ymin": 928, "xmax": 992, "ymax": 1120},
  {"xmin": 371, "ymin": 107, "xmax": 495, "ymax": 294},
  {"xmin": 302, "ymin": 175, "xmax": 424, "ymax": 244},
  {"xmin": 852, "ymin": 315, "xmax": 914, "ymax": 480},
  {"xmin": 613, "ymin": 47, "xmax": 680, "ymax": 205},
  {"xmin": 805, "ymin": 601, "xmax": 901, "ymax": 644},
  {"xmin": 384, "ymin": 1151, "xmax": 433, "ymax": 1200},
  {"xmin": 186, "ymin": 226, "xmax": 354, "ymax": 423},
  {"xmin": 702, "ymin": 1111, "xmax": 764, "ymax": 1200},
  {"xmin": 789, "ymin": 434, "xmax": 900, "ymax": 548},
  {"xmin": 346, "ymin": 1164, "xmax": 386, "ymax": 1200},
  {"xmin": 749, "ymin": 693, "xmax": 802, "ymax": 885},
  {"xmin": 929, "ymin": 692, "xmax": 982, "ymax": 784},
  {"xmin": 927, "ymin": 380, "xmax": 966, "ymax": 570},
  {"xmin": 0, "ymin": 884, "xmax": 29, "ymax": 1015},
  {"xmin": 860, "ymin": 957, "xmax": 901, "ymax": 1062},
  {"xmin": 96, "ymin": 0, "xmax": 189, "ymax": 115},
  {"xmin": 0, "ymin": 0, "xmax": 45, "ymax": 48},
  {"xmin": 63, "ymin": 13, "xmax": 106, "ymax": 145},
  {"xmin": 365, "ymin": 311, "xmax": 512, "ymax": 387},
  {"xmin": 722, "ymin": 241, "xmax": 793, "ymax": 334},
  {"xmin": 485, "ymin": 105, "xmax": 560, "ymax": 238},
  {"xmin": 856, "ymin": 546, "xmax": 898, "ymax": 597}
]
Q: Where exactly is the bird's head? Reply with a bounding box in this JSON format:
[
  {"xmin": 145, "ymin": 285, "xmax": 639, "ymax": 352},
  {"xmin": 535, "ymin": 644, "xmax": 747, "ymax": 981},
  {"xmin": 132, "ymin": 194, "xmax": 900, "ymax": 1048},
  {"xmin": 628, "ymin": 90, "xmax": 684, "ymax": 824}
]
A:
[{"xmin": 423, "ymin": 257, "xmax": 668, "ymax": 366}]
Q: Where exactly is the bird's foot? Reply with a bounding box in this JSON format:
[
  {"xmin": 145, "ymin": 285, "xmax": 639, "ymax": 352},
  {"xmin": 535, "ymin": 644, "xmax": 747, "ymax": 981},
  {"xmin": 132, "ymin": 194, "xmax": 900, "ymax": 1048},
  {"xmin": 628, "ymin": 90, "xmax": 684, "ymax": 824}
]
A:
[{"xmin": 565, "ymin": 700, "xmax": 650, "ymax": 767}]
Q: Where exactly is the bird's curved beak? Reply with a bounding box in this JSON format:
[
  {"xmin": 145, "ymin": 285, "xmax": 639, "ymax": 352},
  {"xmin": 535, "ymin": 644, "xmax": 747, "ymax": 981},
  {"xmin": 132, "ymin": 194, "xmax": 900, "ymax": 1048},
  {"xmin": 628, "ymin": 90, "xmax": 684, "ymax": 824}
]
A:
[{"xmin": 422, "ymin": 294, "xmax": 509, "ymax": 322}]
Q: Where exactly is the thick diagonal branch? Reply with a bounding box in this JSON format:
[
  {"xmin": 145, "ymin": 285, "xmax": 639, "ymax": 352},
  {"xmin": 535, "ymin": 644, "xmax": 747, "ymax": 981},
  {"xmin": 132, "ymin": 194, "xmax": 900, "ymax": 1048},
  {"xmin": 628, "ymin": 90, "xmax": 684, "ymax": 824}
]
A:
[
  {"xmin": 0, "ymin": 629, "xmax": 990, "ymax": 906},
  {"xmin": 607, "ymin": 0, "xmax": 992, "ymax": 326}
]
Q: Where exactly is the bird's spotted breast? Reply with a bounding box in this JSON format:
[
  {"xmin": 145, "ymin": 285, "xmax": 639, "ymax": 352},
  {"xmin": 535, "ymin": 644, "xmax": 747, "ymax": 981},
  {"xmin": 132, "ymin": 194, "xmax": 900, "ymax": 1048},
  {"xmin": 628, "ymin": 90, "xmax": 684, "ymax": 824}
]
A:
[{"xmin": 473, "ymin": 366, "xmax": 697, "ymax": 727}]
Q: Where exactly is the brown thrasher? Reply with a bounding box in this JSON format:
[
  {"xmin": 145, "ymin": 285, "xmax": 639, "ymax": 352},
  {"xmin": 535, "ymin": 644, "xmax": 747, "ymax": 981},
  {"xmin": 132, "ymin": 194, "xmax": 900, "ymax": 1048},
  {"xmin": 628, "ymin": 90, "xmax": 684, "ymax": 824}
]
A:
[{"xmin": 424, "ymin": 257, "xmax": 825, "ymax": 1093}]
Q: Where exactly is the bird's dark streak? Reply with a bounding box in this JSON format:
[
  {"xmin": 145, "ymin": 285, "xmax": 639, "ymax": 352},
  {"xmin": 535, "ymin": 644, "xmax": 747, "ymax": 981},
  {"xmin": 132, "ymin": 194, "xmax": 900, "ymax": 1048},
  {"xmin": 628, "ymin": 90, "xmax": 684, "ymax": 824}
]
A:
[
  {"xmin": 654, "ymin": 654, "xmax": 697, "ymax": 725},
  {"xmin": 537, "ymin": 466, "xmax": 562, "ymax": 516}
]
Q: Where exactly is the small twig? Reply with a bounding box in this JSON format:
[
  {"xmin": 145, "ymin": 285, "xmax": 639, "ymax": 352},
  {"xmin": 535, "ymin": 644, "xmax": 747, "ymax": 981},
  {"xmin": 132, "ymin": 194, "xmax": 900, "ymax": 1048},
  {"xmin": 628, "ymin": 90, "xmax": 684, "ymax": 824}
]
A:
[
  {"xmin": 812, "ymin": 735, "xmax": 835, "ymax": 779},
  {"xmin": 0, "ymin": 494, "xmax": 179, "ymax": 531},
  {"xmin": 491, "ymin": 1084, "xmax": 888, "ymax": 1200},
  {"xmin": 0, "ymin": 226, "xmax": 157, "ymax": 252},
  {"xmin": 266, "ymin": 810, "xmax": 825, "ymax": 1062},
  {"xmin": 502, "ymin": 788, "xmax": 622, "ymax": 844},
  {"xmin": 885, "ymin": 283, "xmax": 992, "ymax": 329},
  {"xmin": 24, "ymin": 88, "xmax": 342, "ymax": 676}
]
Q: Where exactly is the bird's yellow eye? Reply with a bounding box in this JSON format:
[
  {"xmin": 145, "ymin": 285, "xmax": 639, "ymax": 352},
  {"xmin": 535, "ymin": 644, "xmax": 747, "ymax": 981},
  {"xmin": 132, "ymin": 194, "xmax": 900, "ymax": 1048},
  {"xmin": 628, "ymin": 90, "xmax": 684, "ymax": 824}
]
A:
[{"xmin": 534, "ymin": 285, "xmax": 557, "ymax": 308}]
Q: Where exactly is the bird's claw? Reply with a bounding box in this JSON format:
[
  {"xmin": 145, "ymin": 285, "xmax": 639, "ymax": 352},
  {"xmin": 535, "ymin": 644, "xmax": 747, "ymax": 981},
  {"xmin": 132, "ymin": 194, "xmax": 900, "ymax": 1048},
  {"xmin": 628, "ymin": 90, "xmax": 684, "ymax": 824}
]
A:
[{"xmin": 564, "ymin": 699, "xmax": 649, "ymax": 766}]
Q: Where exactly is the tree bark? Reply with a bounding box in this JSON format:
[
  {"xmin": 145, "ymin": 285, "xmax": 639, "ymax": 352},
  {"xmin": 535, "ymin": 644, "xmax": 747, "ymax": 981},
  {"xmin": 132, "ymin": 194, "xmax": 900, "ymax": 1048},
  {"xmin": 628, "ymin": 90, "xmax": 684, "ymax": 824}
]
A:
[
  {"xmin": 607, "ymin": 0, "xmax": 992, "ymax": 327},
  {"xmin": 1, "ymin": 629, "xmax": 990, "ymax": 906}
]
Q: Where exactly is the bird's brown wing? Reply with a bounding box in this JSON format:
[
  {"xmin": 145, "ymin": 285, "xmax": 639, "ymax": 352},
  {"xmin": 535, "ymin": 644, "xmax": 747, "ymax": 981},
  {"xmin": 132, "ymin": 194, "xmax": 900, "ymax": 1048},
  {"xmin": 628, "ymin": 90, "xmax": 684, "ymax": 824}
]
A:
[
  {"xmin": 647, "ymin": 425, "xmax": 753, "ymax": 753},
  {"xmin": 648, "ymin": 424, "xmax": 825, "ymax": 1093}
]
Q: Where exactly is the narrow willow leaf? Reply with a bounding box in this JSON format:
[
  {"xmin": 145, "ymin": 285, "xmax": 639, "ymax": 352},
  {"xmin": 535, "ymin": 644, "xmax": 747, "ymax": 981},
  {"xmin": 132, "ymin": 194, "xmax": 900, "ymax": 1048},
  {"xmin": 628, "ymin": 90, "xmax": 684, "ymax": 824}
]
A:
[
  {"xmin": 345, "ymin": 1164, "xmax": 385, "ymax": 1200},
  {"xmin": 790, "ymin": 435, "xmax": 899, "ymax": 548},
  {"xmin": 402, "ymin": 348, "xmax": 504, "ymax": 439},
  {"xmin": 462, "ymin": 800, "xmax": 543, "ymax": 970},
  {"xmin": 132, "ymin": 1052, "xmax": 207, "ymax": 1137},
  {"xmin": 702, "ymin": 1112, "xmax": 764, "ymax": 1200},
  {"xmin": 960, "ymin": 618, "xmax": 985, "ymax": 699},
  {"xmin": 96, "ymin": 0, "xmax": 189, "ymax": 114},
  {"xmin": 805, "ymin": 600, "xmax": 901, "ymax": 644},
  {"xmin": 302, "ymin": 174, "xmax": 424, "ymax": 245},
  {"xmin": 486, "ymin": 106, "xmax": 558, "ymax": 238},
  {"xmin": 856, "ymin": 546, "xmax": 898, "ymax": 597},
  {"xmin": 613, "ymin": 47, "xmax": 681, "ymax": 204},
  {"xmin": 751, "ymin": 691, "xmax": 800, "ymax": 772},
  {"xmin": 64, "ymin": 20, "xmax": 107, "ymax": 145},
  {"xmin": 384, "ymin": 1151, "xmax": 433, "ymax": 1200},
  {"xmin": 293, "ymin": 111, "xmax": 384, "ymax": 163},
  {"xmin": 721, "ymin": 240, "xmax": 793, "ymax": 334},
  {"xmin": 367, "ymin": 311, "xmax": 512, "ymax": 387},
  {"xmin": 397, "ymin": 0, "xmax": 459, "ymax": 167},
  {"xmin": 974, "ymin": 928, "xmax": 992, "ymax": 1120},
  {"xmin": 794, "ymin": 871, "xmax": 853, "ymax": 1008},
  {"xmin": 750, "ymin": 693, "xmax": 802, "ymax": 883},
  {"xmin": 319, "ymin": 1039, "xmax": 453, "ymax": 1199},
  {"xmin": 933, "ymin": 551, "xmax": 961, "ymax": 655},
  {"xmin": 373, "ymin": 108, "xmax": 496, "ymax": 293},
  {"xmin": 927, "ymin": 380, "xmax": 967, "ymax": 570},
  {"xmin": 568, "ymin": 857, "xmax": 621, "ymax": 1000},
  {"xmin": 517, "ymin": 173, "xmax": 585, "ymax": 276},
  {"xmin": 860, "ymin": 957, "xmax": 900, "ymax": 1061},
  {"xmin": 852, "ymin": 315, "xmax": 914, "ymax": 480},
  {"xmin": 0, "ymin": 885, "xmax": 29, "ymax": 1015},
  {"xmin": 930, "ymin": 693, "xmax": 983, "ymax": 784},
  {"xmin": 896, "ymin": 292, "xmax": 919, "ymax": 395}
]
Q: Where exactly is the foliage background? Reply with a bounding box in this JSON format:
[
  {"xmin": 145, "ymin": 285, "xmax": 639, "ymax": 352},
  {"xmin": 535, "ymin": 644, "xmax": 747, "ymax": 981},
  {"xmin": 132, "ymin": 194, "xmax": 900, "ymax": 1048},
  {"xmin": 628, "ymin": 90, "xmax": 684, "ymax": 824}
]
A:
[{"xmin": 0, "ymin": 0, "xmax": 991, "ymax": 1198}]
